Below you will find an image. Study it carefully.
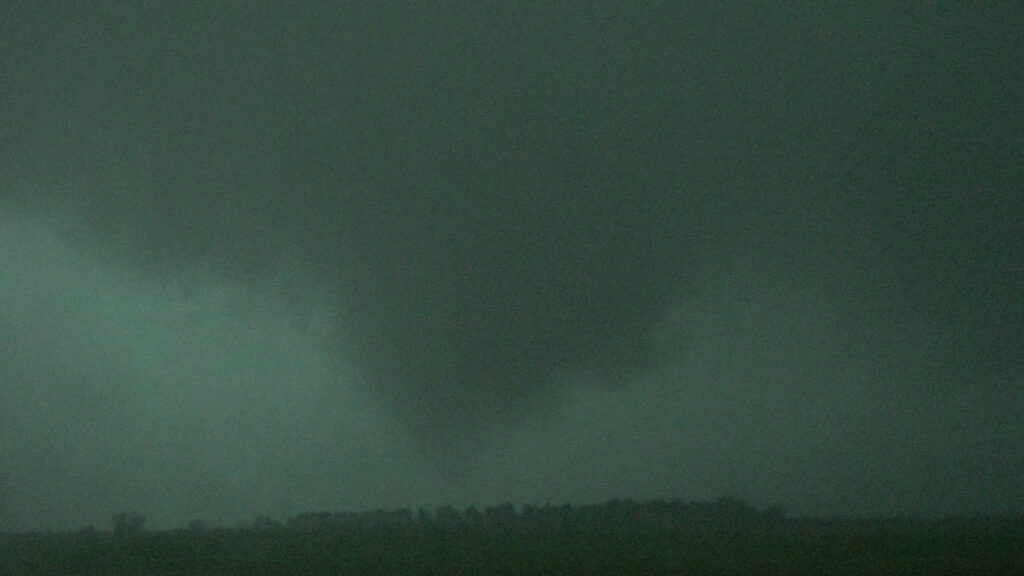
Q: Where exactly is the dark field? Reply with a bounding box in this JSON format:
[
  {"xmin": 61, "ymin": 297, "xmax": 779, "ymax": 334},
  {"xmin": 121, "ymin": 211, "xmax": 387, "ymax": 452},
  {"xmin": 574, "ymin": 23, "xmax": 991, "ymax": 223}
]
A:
[{"xmin": 3, "ymin": 515, "xmax": 1021, "ymax": 575}]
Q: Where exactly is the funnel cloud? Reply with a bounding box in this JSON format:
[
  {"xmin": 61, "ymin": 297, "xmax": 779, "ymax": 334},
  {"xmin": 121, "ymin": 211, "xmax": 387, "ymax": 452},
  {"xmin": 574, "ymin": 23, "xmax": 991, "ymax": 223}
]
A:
[{"xmin": 1, "ymin": 4, "xmax": 1021, "ymax": 530}]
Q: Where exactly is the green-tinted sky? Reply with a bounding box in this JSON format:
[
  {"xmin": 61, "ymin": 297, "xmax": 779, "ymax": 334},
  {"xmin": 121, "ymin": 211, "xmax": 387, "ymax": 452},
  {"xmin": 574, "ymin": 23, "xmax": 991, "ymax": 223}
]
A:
[{"xmin": 1, "ymin": 3, "xmax": 1021, "ymax": 530}]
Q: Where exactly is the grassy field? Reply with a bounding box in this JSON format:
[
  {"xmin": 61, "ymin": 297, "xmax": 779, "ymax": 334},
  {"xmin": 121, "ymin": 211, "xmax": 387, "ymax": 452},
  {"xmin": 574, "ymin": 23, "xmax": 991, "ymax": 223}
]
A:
[{"xmin": 2, "ymin": 517, "xmax": 1021, "ymax": 575}]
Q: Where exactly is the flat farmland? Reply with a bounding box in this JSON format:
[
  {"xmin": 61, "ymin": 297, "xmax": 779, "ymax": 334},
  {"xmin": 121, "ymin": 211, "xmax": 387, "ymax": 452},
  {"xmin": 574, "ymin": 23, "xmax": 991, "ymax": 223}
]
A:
[{"xmin": 2, "ymin": 517, "xmax": 1020, "ymax": 575}]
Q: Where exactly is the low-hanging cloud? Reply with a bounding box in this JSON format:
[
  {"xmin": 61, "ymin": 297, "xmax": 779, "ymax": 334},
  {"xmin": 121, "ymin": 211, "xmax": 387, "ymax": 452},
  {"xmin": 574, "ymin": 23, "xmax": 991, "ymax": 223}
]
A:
[
  {"xmin": 1, "ymin": 3, "xmax": 1021, "ymax": 530},
  {"xmin": 0, "ymin": 209, "xmax": 430, "ymax": 529}
]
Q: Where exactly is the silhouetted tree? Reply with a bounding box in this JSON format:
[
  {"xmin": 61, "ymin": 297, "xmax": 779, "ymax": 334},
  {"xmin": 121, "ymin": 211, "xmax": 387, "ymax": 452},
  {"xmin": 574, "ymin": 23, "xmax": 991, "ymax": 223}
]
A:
[
  {"xmin": 111, "ymin": 512, "xmax": 145, "ymax": 536},
  {"xmin": 484, "ymin": 503, "xmax": 516, "ymax": 525},
  {"xmin": 287, "ymin": 511, "xmax": 334, "ymax": 531},
  {"xmin": 187, "ymin": 519, "xmax": 208, "ymax": 533},
  {"xmin": 416, "ymin": 508, "xmax": 433, "ymax": 526},
  {"xmin": 464, "ymin": 506, "xmax": 483, "ymax": 525},
  {"xmin": 252, "ymin": 515, "xmax": 283, "ymax": 532},
  {"xmin": 435, "ymin": 504, "xmax": 461, "ymax": 527},
  {"xmin": 387, "ymin": 508, "xmax": 413, "ymax": 527}
]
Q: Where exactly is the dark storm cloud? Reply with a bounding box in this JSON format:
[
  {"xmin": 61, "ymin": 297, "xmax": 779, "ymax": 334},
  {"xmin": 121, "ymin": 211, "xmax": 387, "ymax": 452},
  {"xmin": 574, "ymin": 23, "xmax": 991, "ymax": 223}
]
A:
[
  {"xmin": 2, "ymin": 3, "xmax": 1022, "ymax": 528},
  {"xmin": 7, "ymin": 3, "xmax": 707, "ymax": 449},
  {"xmin": 0, "ymin": 208, "xmax": 427, "ymax": 529}
]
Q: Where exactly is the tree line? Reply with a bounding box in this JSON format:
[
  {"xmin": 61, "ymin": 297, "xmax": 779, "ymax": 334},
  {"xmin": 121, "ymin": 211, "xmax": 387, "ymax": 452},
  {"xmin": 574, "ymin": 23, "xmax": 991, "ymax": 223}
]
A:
[{"xmin": 141, "ymin": 496, "xmax": 785, "ymax": 535}]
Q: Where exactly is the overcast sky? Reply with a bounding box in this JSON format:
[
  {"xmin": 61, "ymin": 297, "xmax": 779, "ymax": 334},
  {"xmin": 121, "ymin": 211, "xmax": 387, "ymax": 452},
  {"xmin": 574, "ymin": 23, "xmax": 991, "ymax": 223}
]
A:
[{"xmin": 1, "ymin": 3, "xmax": 1021, "ymax": 531}]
